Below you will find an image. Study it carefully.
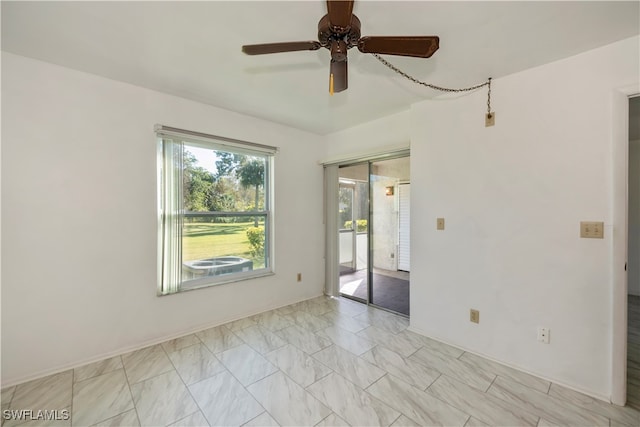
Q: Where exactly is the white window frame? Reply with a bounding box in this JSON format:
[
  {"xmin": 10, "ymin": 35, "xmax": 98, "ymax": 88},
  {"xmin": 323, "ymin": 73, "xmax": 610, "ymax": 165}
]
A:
[{"xmin": 156, "ymin": 125, "xmax": 277, "ymax": 295}]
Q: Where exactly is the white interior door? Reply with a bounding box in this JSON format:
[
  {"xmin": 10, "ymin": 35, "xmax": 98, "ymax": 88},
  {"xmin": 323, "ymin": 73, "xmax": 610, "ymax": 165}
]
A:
[{"xmin": 398, "ymin": 183, "xmax": 410, "ymax": 272}]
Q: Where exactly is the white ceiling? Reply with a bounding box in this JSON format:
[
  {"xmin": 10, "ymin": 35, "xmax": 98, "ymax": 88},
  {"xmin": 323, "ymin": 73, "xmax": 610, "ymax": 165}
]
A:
[{"xmin": 2, "ymin": 1, "xmax": 639, "ymax": 135}]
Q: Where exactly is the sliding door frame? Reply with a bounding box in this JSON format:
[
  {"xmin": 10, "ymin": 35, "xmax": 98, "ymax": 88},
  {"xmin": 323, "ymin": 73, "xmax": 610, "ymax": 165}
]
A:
[{"xmin": 324, "ymin": 149, "xmax": 410, "ymax": 315}]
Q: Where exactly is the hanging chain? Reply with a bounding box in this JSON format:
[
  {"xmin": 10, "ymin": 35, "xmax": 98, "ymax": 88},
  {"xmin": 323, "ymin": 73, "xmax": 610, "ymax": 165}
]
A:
[
  {"xmin": 372, "ymin": 53, "xmax": 490, "ymax": 93},
  {"xmin": 486, "ymin": 77, "xmax": 492, "ymax": 118},
  {"xmin": 372, "ymin": 53, "xmax": 492, "ymax": 115}
]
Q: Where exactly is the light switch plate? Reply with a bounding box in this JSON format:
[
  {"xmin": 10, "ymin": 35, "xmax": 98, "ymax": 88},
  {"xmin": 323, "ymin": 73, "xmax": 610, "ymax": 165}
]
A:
[
  {"xmin": 580, "ymin": 221, "xmax": 604, "ymax": 239},
  {"xmin": 437, "ymin": 218, "xmax": 445, "ymax": 230}
]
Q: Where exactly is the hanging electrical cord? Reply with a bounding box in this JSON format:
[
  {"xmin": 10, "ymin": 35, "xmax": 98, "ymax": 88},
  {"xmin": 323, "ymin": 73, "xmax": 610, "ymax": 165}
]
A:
[{"xmin": 372, "ymin": 53, "xmax": 494, "ymax": 123}]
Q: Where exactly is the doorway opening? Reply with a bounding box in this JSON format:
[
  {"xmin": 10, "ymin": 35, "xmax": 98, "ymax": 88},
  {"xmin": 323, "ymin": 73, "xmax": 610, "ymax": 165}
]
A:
[
  {"xmin": 337, "ymin": 156, "xmax": 411, "ymax": 316},
  {"xmin": 627, "ymin": 95, "xmax": 640, "ymax": 409},
  {"xmin": 338, "ymin": 163, "xmax": 369, "ymax": 304}
]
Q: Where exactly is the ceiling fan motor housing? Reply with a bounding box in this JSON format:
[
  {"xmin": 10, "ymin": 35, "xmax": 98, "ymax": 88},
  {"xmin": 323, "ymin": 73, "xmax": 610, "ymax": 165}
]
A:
[{"xmin": 318, "ymin": 13, "xmax": 361, "ymax": 60}]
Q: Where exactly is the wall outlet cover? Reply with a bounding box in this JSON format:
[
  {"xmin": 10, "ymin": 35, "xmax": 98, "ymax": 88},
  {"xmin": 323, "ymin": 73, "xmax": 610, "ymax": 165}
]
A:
[
  {"xmin": 537, "ymin": 327, "xmax": 550, "ymax": 344},
  {"xmin": 580, "ymin": 221, "xmax": 604, "ymax": 239}
]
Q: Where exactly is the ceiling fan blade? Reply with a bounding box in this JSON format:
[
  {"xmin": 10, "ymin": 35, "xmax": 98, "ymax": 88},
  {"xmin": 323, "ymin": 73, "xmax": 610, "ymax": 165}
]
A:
[
  {"xmin": 326, "ymin": 0, "xmax": 354, "ymax": 30},
  {"xmin": 358, "ymin": 36, "xmax": 440, "ymax": 58},
  {"xmin": 242, "ymin": 41, "xmax": 322, "ymax": 55},
  {"xmin": 330, "ymin": 59, "xmax": 348, "ymax": 93}
]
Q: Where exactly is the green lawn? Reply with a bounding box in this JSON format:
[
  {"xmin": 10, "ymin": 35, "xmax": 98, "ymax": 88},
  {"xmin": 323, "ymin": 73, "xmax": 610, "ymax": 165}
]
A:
[{"xmin": 183, "ymin": 221, "xmax": 264, "ymax": 268}]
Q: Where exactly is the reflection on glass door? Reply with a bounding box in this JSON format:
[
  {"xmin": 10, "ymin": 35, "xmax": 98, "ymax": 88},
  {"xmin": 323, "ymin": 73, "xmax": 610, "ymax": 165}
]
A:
[
  {"xmin": 370, "ymin": 157, "xmax": 410, "ymax": 315},
  {"xmin": 338, "ymin": 164, "xmax": 369, "ymax": 302}
]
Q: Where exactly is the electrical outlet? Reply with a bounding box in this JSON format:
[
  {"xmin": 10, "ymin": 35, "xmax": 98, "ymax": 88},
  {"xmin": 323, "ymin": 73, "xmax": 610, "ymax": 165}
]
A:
[
  {"xmin": 437, "ymin": 218, "xmax": 445, "ymax": 230},
  {"xmin": 297, "ymin": 273, "xmax": 302, "ymax": 282},
  {"xmin": 580, "ymin": 221, "xmax": 604, "ymax": 239},
  {"xmin": 537, "ymin": 327, "xmax": 550, "ymax": 344},
  {"xmin": 470, "ymin": 309, "xmax": 480, "ymax": 324}
]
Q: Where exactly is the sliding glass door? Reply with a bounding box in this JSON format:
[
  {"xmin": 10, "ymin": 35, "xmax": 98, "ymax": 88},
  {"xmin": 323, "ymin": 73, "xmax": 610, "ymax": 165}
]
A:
[
  {"xmin": 335, "ymin": 156, "xmax": 410, "ymax": 316},
  {"xmin": 338, "ymin": 163, "xmax": 369, "ymax": 302},
  {"xmin": 369, "ymin": 157, "xmax": 410, "ymax": 316}
]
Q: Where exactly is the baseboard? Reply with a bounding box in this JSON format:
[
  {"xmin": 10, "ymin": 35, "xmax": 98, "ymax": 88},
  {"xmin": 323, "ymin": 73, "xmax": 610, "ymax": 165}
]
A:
[
  {"xmin": 405, "ymin": 325, "xmax": 612, "ymax": 405},
  {"xmin": 2, "ymin": 293, "xmax": 324, "ymax": 388}
]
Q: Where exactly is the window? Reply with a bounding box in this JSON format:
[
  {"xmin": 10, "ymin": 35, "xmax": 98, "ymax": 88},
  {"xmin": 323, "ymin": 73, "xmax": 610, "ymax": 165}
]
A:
[{"xmin": 156, "ymin": 126, "xmax": 276, "ymax": 295}]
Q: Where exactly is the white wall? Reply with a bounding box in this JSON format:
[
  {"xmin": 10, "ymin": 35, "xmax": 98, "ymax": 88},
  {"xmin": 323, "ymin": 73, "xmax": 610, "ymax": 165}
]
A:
[
  {"xmin": 324, "ymin": 110, "xmax": 410, "ymax": 162},
  {"xmin": 325, "ymin": 36, "xmax": 639, "ymax": 399},
  {"xmin": 630, "ymin": 139, "xmax": 640, "ymax": 296},
  {"xmin": 1, "ymin": 53, "xmax": 326, "ymax": 385},
  {"xmin": 371, "ymin": 176, "xmax": 398, "ymax": 271}
]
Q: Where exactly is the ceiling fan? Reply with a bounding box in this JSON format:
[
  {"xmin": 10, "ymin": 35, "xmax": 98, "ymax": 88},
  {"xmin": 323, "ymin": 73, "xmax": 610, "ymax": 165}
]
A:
[{"xmin": 242, "ymin": 0, "xmax": 439, "ymax": 94}]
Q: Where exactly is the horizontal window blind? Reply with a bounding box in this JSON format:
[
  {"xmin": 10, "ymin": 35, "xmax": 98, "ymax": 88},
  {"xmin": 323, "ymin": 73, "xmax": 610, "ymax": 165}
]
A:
[{"xmin": 154, "ymin": 125, "xmax": 279, "ymax": 155}]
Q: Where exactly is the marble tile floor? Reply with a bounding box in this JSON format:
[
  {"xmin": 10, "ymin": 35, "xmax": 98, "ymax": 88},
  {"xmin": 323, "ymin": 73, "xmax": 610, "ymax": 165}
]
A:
[{"xmin": 2, "ymin": 295, "xmax": 640, "ymax": 427}]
